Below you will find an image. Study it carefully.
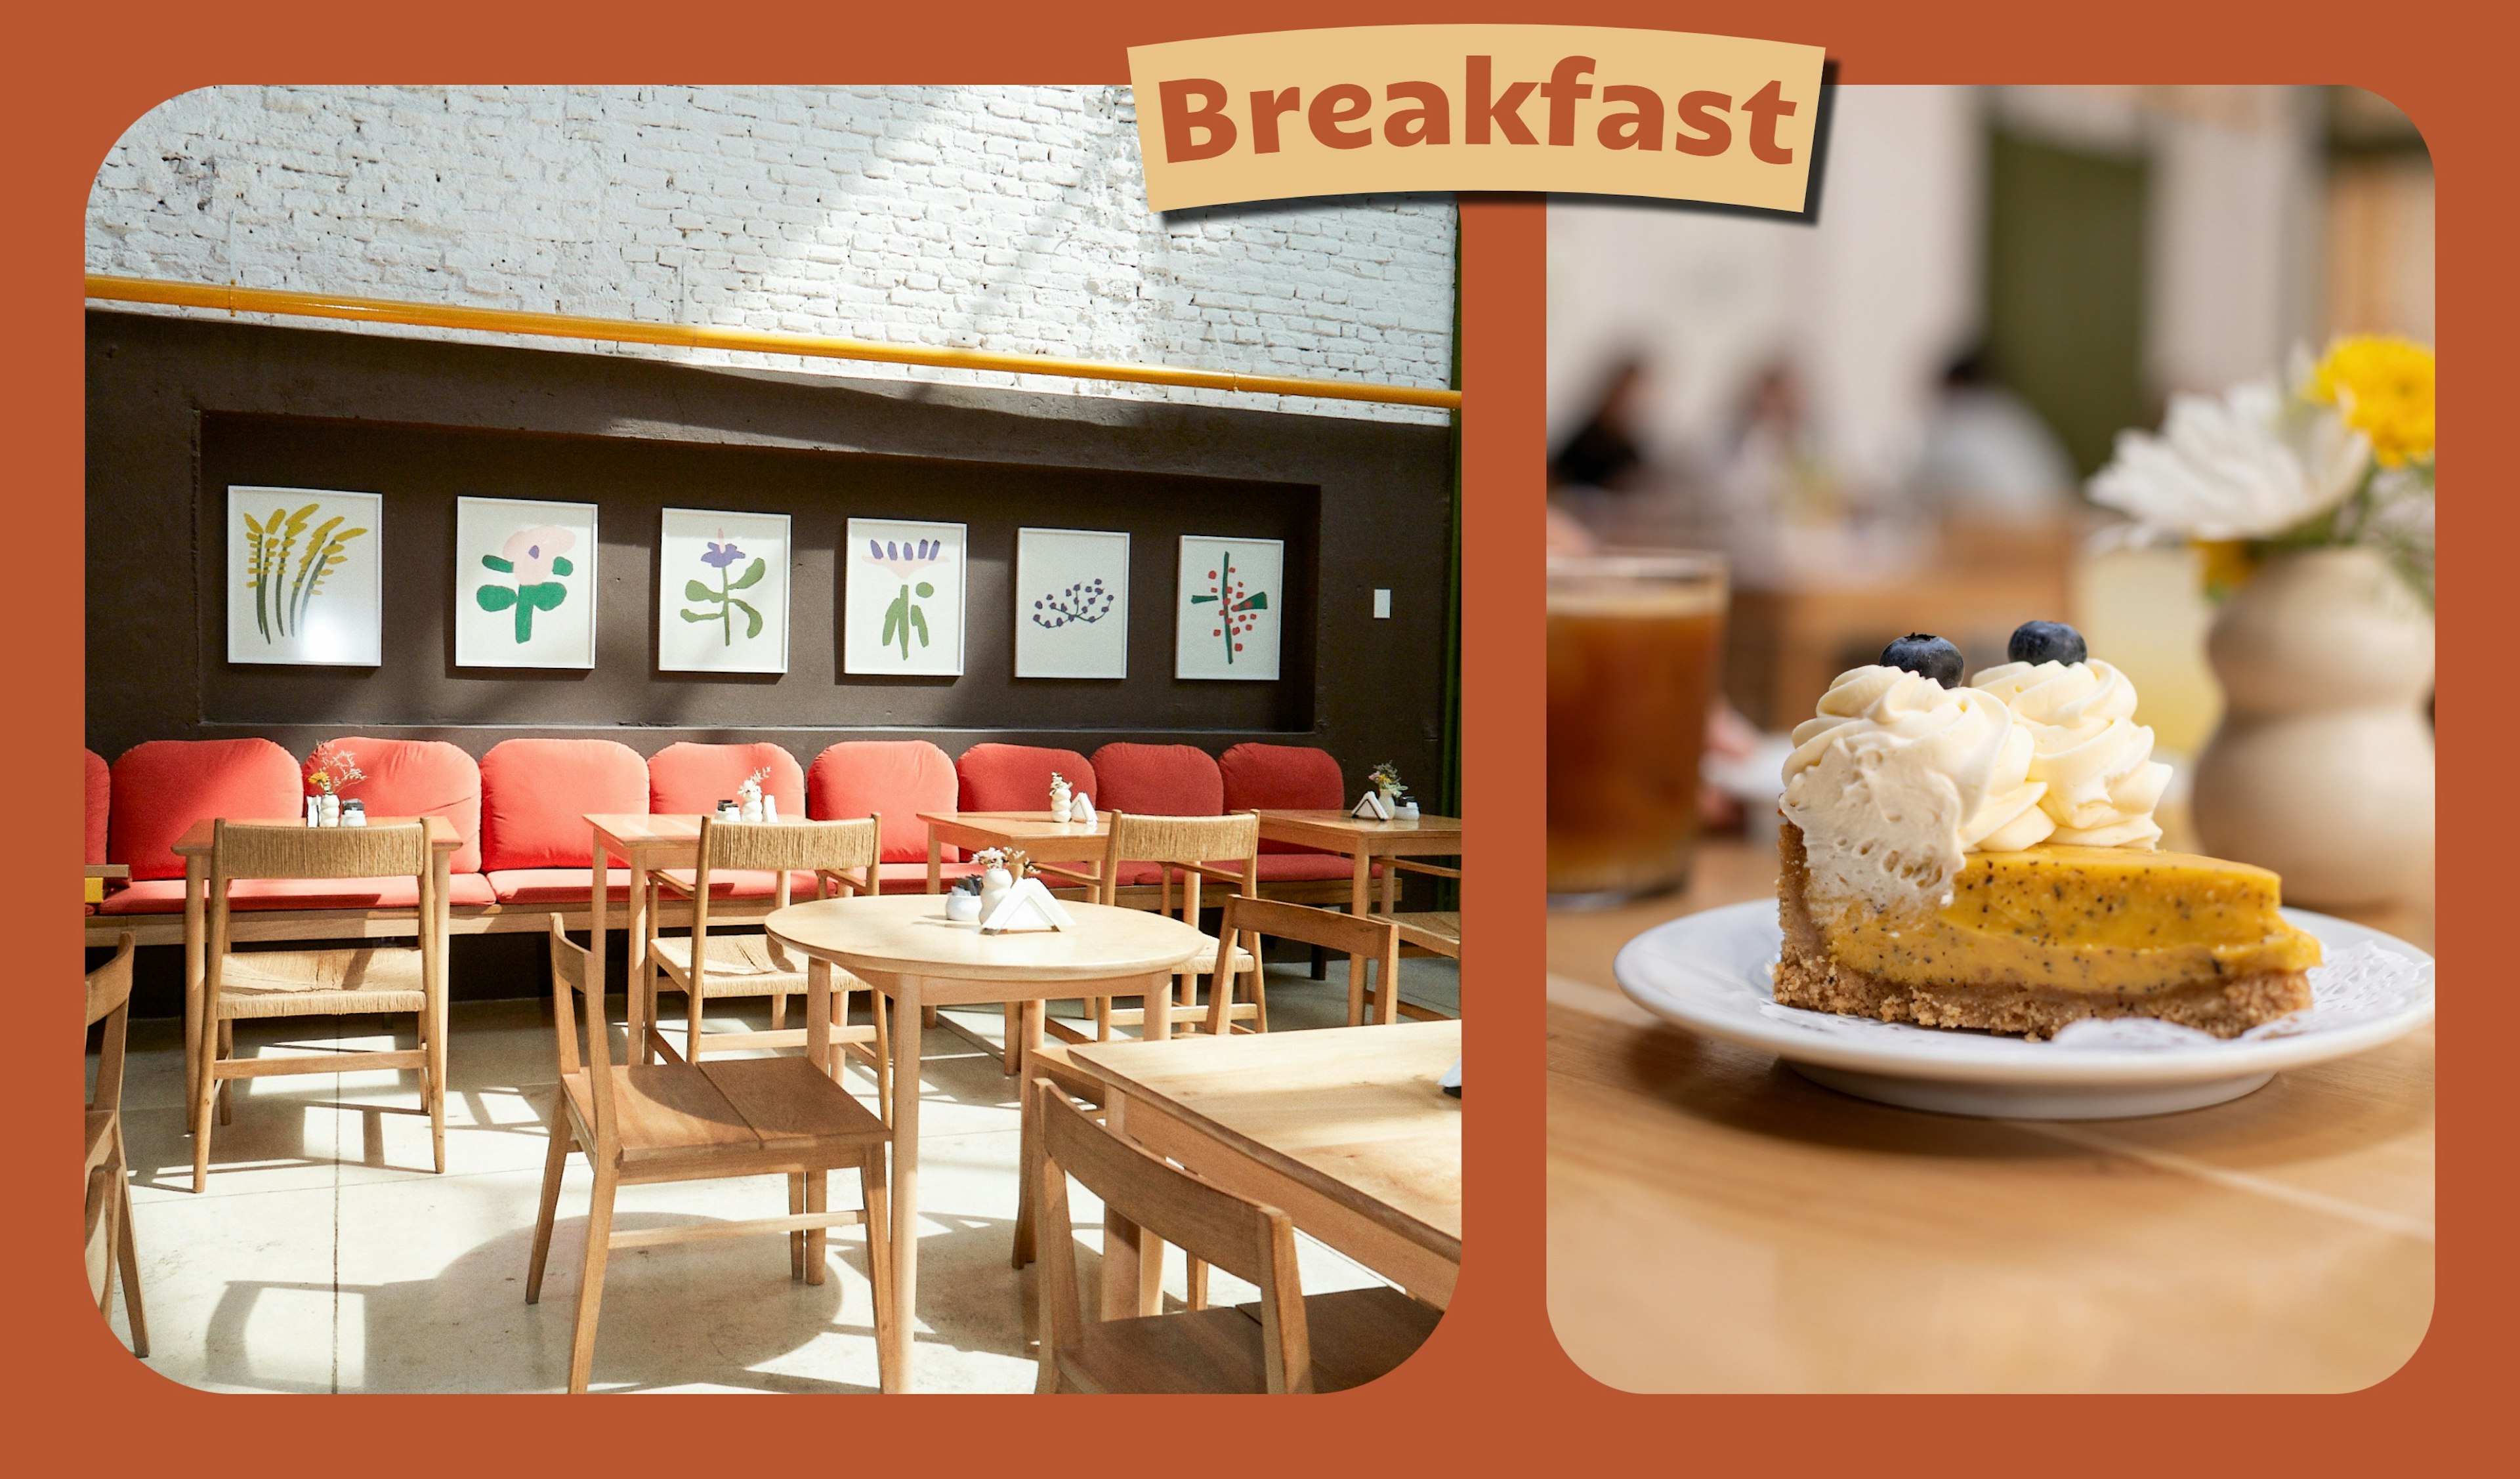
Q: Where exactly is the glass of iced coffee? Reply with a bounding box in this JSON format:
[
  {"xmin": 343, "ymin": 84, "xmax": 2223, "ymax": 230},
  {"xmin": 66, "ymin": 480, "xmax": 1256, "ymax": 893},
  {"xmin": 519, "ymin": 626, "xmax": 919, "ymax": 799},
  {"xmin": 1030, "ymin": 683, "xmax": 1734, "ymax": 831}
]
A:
[{"xmin": 1547, "ymin": 550, "xmax": 1728, "ymax": 907}]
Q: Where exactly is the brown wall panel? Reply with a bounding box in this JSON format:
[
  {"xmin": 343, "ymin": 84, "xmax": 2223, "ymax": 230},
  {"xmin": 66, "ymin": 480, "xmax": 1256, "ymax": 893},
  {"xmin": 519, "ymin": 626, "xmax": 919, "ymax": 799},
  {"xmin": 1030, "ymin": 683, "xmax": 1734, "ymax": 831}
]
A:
[{"xmin": 87, "ymin": 310, "xmax": 1456, "ymax": 802}]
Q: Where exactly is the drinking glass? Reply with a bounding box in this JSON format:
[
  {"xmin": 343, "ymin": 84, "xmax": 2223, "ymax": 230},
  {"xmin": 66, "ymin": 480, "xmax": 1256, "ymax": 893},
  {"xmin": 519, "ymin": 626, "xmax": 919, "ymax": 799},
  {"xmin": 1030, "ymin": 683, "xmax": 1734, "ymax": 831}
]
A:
[{"xmin": 1547, "ymin": 551, "xmax": 1729, "ymax": 906}]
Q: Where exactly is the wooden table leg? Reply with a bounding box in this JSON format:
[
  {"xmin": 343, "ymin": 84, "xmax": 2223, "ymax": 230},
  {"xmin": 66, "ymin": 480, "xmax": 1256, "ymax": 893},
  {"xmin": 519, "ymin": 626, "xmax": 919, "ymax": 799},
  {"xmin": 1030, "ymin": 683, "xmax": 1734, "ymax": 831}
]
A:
[
  {"xmin": 183, "ymin": 856, "xmax": 205, "ymax": 1135},
  {"xmin": 626, "ymin": 845, "xmax": 654, "ymax": 1064},
  {"xmin": 927, "ymin": 831, "xmax": 942, "ymax": 896},
  {"xmin": 590, "ymin": 827, "xmax": 615, "ymax": 1066},
  {"xmin": 1351, "ymin": 848, "xmax": 1372, "ymax": 919},
  {"xmin": 885, "ymin": 978, "xmax": 922, "ymax": 1393},
  {"xmin": 1099, "ymin": 1089, "xmax": 1144, "ymax": 1322},
  {"xmin": 1144, "ymin": 969, "xmax": 1171, "ymax": 1043},
  {"xmin": 1381, "ymin": 852, "xmax": 1397, "ymax": 914}
]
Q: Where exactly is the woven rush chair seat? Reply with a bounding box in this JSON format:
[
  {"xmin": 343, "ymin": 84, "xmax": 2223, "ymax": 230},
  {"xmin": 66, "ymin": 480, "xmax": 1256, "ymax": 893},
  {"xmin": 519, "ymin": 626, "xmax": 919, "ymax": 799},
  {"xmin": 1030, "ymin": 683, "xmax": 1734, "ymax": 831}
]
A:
[
  {"xmin": 648, "ymin": 934, "xmax": 866, "ymax": 998},
  {"xmin": 214, "ymin": 946, "xmax": 428, "ymax": 1017}
]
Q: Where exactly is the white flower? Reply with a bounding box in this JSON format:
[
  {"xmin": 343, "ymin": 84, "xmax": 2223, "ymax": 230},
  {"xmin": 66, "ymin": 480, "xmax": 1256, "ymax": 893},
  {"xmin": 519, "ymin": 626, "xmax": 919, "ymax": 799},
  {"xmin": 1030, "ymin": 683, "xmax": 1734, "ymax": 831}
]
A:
[{"xmin": 2088, "ymin": 379, "xmax": 2369, "ymax": 540}]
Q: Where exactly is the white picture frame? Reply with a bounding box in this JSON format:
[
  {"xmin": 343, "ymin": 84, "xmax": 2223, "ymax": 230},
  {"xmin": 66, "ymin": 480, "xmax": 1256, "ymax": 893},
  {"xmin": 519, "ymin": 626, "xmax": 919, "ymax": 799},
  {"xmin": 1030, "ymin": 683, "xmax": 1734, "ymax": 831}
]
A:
[
  {"xmin": 1014, "ymin": 527, "xmax": 1130, "ymax": 679},
  {"xmin": 1176, "ymin": 535, "xmax": 1284, "ymax": 680},
  {"xmin": 455, "ymin": 496, "xmax": 598, "ymax": 669},
  {"xmin": 658, "ymin": 508, "xmax": 790, "ymax": 674},
  {"xmin": 845, "ymin": 517, "xmax": 967, "ymax": 677},
  {"xmin": 226, "ymin": 486, "xmax": 383, "ymax": 666}
]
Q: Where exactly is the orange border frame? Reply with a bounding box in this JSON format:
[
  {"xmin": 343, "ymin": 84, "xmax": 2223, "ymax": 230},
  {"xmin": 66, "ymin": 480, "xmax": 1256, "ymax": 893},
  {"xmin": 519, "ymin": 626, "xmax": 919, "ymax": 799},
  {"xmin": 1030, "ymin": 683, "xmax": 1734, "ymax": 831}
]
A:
[{"xmin": 12, "ymin": 1, "xmax": 2504, "ymax": 1467}]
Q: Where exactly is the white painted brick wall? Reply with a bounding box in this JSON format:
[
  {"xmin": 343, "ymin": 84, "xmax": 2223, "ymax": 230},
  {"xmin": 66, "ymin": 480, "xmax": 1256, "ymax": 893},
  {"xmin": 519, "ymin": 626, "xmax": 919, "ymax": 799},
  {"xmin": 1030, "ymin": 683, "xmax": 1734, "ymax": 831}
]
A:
[{"xmin": 87, "ymin": 85, "xmax": 1456, "ymax": 424}]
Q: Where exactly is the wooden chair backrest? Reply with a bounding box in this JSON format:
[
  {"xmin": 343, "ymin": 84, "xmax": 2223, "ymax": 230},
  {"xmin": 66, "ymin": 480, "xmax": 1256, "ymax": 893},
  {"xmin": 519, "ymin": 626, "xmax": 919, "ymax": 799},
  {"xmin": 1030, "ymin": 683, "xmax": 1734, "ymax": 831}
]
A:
[
  {"xmin": 546, "ymin": 920, "xmax": 616, "ymax": 1149},
  {"xmin": 210, "ymin": 819, "xmax": 430, "ymax": 881},
  {"xmin": 1097, "ymin": 811, "xmax": 1259, "ymax": 918},
  {"xmin": 205, "ymin": 821, "xmax": 438, "ymax": 1012},
  {"xmin": 87, "ymin": 934, "xmax": 136, "ymax": 1117},
  {"xmin": 1034, "ymin": 1083, "xmax": 1311, "ymax": 1392},
  {"xmin": 686, "ymin": 815, "xmax": 880, "ymax": 974}
]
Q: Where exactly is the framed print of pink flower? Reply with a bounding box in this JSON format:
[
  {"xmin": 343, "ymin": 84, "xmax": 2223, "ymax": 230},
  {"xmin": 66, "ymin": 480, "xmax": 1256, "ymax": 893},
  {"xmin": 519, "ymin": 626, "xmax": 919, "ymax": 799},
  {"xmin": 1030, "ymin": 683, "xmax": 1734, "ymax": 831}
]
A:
[
  {"xmin": 476, "ymin": 525, "xmax": 576, "ymax": 642},
  {"xmin": 1188, "ymin": 549, "xmax": 1269, "ymax": 664},
  {"xmin": 868, "ymin": 537, "xmax": 944, "ymax": 659},
  {"xmin": 680, "ymin": 534, "xmax": 768, "ymax": 645}
]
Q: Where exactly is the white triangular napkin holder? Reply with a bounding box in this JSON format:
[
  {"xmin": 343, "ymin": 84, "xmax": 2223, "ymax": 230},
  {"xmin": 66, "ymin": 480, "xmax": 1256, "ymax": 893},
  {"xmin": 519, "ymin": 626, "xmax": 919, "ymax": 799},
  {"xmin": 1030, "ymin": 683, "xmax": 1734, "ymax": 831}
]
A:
[
  {"xmin": 1353, "ymin": 790, "xmax": 1394, "ymax": 820},
  {"xmin": 980, "ymin": 877, "xmax": 1076, "ymax": 934},
  {"xmin": 1073, "ymin": 793, "xmax": 1097, "ymax": 827}
]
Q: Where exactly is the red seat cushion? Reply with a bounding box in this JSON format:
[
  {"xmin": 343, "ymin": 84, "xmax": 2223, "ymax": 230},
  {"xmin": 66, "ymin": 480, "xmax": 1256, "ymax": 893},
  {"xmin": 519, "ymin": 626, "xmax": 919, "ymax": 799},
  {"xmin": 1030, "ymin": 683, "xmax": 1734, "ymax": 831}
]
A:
[
  {"xmin": 110, "ymin": 739, "xmax": 303, "ymax": 881},
  {"xmin": 956, "ymin": 743, "xmax": 1097, "ymax": 812},
  {"xmin": 1251, "ymin": 852, "xmax": 1381, "ymax": 883},
  {"xmin": 879, "ymin": 860, "xmax": 981, "ymax": 888},
  {"xmin": 85, "ymin": 749, "xmax": 110, "ymax": 867},
  {"xmin": 1091, "ymin": 743, "xmax": 1224, "ymax": 816},
  {"xmin": 479, "ymin": 739, "xmax": 649, "ymax": 871},
  {"xmin": 1220, "ymin": 743, "xmax": 1346, "ymax": 853},
  {"xmin": 486, "ymin": 868, "xmax": 642, "ymax": 906},
  {"xmin": 646, "ymin": 741, "xmax": 805, "ymax": 818},
  {"xmin": 810, "ymin": 741, "xmax": 961, "ymax": 861},
  {"xmin": 324, "ymin": 737, "xmax": 484, "ymax": 874},
  {"xmin": 98, "ymin": 874, "xmax": 497, "ymax": 913}
]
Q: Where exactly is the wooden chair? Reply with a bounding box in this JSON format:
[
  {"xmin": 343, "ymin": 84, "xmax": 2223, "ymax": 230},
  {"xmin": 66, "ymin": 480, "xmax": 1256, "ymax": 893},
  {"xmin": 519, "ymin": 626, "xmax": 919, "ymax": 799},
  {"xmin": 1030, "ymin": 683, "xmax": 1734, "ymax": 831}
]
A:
[
  {"xmin": 1055, "ymin": 811, "xmax": 1261, "ymax": 1045},
  {"xmin": 1030, "ymin": 1082, "xmax": 1440, "ymax": 1392},
  {"xmin": 193, "ymin": 822, "xmax": 445, "ymax": 1192},
  {"xmin": 1010, "ymin": 899, "xmax": 1405, "ymax": 1302},
  {"xmin": 644, "ymin": 816, "xmax": 889, "ymax": 1104},
  {"xmin": 85, "ymin": 933, "xmax": 148, "ymax": 1356},
  {"xmin": 1204, "ymin": 895, "xmax": 1404, "ymax": 1032},
  {"xmin": 528, "ymin": 920, "xmax": 898, "ymax": 1394}
]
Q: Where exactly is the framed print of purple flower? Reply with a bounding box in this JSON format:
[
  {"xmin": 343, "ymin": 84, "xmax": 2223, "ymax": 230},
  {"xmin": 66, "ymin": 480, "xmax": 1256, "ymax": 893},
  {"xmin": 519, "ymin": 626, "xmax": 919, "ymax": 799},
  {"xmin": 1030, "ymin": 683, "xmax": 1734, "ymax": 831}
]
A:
[
  {"xmin": 868, "ymin": 537, "xmax": 944, "ymax": 658},
  {"xmin": 681, "ymin": 532, "xmax": 768, "ymax": 645}
]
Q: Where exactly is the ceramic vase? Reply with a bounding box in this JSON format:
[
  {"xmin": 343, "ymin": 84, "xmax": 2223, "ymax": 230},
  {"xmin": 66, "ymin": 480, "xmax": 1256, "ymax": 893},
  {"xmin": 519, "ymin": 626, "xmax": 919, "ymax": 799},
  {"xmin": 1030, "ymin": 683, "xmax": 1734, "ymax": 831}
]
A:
[
  {"xmin": 320, "ymin": 793, "xmax": 341, "ymax": 827},
  {"xmin": 2193, "ymin": 547, "xmax": 2434, "ymax": 908},
  {"xmin": 978, "ymin": 865, "xmax": 1015, "ymax": 919},
  {"xmin": 1049, "ymin": 776, "xmax": 1072, "ymax": 823}
]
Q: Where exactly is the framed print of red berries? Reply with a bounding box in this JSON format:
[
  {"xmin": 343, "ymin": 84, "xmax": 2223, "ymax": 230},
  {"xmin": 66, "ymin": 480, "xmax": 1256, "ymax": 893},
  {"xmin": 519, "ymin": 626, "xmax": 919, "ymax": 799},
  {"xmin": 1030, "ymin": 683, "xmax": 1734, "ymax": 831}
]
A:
[{"xmin": 1188, "ymin": 549, "xmax": 1270, "ymax": 663}]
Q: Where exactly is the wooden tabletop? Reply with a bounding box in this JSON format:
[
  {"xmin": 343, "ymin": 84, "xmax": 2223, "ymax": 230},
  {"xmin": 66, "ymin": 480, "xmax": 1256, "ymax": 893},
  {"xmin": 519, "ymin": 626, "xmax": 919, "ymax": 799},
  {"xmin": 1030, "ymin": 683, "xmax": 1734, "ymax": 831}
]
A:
[
  {"xmin": 1069, "ymin": 1020, "xmax": 1464, "ymax": 1262},
  {"xmin": 1548, "ymin": 833, "xmax": 2435, "ymax": 1392},
  {"xmin": 764, "ymin": 893, "xmax": 1208, "ymax": 982},
  {"xmin": 584, "ymin": 812, "xmax": 711, "ymax": 851},
  {"xmin": 171, "ymin": 815, "xmax": 459, "ymax": 855},
  {"xmin": 1253, "ymin": 808, "xmax": 1465, "ymax": 854},
  {"xmin": 919, "ymin": 810, "xmax": 1108, "ymax": 842}
]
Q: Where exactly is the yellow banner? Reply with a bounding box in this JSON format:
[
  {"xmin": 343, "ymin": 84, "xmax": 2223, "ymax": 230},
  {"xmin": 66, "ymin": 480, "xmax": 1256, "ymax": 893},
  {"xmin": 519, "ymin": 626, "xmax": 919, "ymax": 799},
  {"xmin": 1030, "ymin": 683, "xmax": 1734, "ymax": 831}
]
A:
[{"xmin": 1128, "ymin": 25, "xmax": 1826, "ymax": 213}]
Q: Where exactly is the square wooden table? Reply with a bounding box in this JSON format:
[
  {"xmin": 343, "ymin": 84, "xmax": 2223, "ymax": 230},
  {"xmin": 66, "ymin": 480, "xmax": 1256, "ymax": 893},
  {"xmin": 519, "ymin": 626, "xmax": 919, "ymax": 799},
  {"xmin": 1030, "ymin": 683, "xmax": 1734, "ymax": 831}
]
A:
[
  {"xmin": 1068, "ymin": 1020, "xmax": 1463, "ymax": 1316},
  {"xmin": 1252, "ymin": 808, "xmax": 1465, "ymax": 919},
  {"xmin": 173, "ymin": 814, "xmax": 460, "ymax": 1130}
]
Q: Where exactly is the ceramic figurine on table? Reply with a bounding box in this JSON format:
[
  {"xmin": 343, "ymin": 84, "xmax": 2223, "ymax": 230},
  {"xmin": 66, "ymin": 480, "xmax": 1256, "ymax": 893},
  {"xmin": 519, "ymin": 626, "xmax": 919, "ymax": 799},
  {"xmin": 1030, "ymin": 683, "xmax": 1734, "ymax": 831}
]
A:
[
  {"xmin": 976, "ymin": 850, "xmax": 1016, "ymax": 918},
  {"xmin": 737, "ymin": 766, "xmax": 770, "ymax": 823},
  {"xmin": 1049, "ymin": 772, "xmax": 1072, "ymax": 823}
]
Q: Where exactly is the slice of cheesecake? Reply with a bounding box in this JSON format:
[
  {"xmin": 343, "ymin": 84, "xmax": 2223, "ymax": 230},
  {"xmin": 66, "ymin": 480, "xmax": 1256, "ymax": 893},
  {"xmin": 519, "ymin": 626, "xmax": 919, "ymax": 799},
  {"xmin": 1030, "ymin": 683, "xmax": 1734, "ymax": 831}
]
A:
[{"xmin": 1775, "ymin": 820, "xmax": 2319, "ymax": 1039}]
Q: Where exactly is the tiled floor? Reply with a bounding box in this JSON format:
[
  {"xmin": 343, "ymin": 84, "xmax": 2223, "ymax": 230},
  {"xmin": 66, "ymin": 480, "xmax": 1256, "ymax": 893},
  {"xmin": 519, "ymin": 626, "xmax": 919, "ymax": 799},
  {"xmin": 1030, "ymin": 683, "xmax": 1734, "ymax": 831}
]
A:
[{"xmin": 93, "ymin": 958, "xmax": 1459, "ymax": 1394}]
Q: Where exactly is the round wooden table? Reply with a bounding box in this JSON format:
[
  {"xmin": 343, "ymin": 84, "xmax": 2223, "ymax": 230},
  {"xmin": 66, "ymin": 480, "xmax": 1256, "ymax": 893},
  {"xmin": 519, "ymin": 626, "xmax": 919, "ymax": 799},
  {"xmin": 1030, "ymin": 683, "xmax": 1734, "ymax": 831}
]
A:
[{"xmin": 764, "ymin": 893, "xmax": 1209, "ymax": 1392}]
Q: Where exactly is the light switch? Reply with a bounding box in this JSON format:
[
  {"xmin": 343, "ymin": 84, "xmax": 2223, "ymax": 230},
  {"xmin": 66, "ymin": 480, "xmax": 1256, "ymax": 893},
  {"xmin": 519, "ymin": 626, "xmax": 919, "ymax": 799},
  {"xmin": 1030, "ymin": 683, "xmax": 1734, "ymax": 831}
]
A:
[{"xmin": 1372, "ymin": 589, "xmax": 1391, "ymax": 619}]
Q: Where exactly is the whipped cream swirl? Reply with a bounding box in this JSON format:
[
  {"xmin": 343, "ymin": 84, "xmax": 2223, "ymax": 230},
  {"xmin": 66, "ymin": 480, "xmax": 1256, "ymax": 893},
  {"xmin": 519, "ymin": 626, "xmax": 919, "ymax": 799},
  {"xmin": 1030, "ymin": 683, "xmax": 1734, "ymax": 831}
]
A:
[
  {"xmin": 1781, "ymin": 666, "xmax": 2054, "ymax": 910},
  {"xmin": 1969, "ymin": 659, "xmax": 2171, "ymax": 848}
]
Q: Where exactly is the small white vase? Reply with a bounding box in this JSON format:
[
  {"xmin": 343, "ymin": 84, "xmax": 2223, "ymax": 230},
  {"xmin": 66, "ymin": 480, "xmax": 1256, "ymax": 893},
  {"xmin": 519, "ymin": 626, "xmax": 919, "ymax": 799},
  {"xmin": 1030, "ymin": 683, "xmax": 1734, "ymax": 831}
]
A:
[
  {"xmin": 2193, "ymin": 547, "xmax": 2434, "ymax": 908},
  {"xmin": 320, "ymin": 793, "xmax": 341, "ymax": 827},
  {"xmin": 978, "ymin": 865, "xmax": 1015, "ymax": 919}
]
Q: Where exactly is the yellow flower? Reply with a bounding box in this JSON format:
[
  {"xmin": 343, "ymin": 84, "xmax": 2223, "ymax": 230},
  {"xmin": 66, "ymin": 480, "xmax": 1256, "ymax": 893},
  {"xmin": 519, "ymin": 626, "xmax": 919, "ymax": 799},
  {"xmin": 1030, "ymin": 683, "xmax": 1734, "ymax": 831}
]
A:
[{"xmin": 2309, "ymin": 335, "xmax": 2434, "ymax": 466}]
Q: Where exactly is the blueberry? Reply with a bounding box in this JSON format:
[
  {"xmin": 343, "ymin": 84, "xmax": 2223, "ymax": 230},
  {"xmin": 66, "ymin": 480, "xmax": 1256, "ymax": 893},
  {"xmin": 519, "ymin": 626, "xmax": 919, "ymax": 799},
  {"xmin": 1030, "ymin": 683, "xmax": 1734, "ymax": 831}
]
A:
[
  {"xmin": 1880, "ymin": 633, "xmax": 1964, "ymax": 688},
  {"xmin": 2007, "ymin": 620, "xmax": 2088, "ymax": 667}
]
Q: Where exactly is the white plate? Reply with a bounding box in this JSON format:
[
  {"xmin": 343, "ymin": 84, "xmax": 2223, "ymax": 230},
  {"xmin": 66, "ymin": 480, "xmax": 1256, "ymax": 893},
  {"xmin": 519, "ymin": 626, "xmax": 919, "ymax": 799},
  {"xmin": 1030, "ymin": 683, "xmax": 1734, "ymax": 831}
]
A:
[{"xmin": 1613, "ymin": 902, "xmax": 2435, "ymax": 1120}]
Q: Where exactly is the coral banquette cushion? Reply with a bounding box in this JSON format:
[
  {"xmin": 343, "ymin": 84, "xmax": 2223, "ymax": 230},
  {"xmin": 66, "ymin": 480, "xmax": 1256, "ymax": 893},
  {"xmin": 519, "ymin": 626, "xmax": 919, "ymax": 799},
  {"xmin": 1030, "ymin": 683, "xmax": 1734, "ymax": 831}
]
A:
[
  {"xmin": 646, "ymin": 741, "xmax": 805, "ymax": 819},
  {"xmin": 812, "ymin": 740, "xmax": 961, "ymax": 862},
  {"xmin": 109, "ymin": 738, "xmax": 302, "ymax": 881},
  {"xmin": 479, "ymin": 739, "xmax": 648, "ymax": 871},
  {"xmin": 327, "ymin": 737, "xmax": 484, "ymax": 874},
  {"xmin": 85, "ymin": 749, "xmax": 110, "ymax": 867},
  {"xmin": 1091, "ymin": 743, "xmax": 1224, "ymax": 816},
  {"xmin": 1219, "ymin": 743, "xmax": 1344, "ymax": 854},
  {"xmin": 956, "ymin": 743, "xmax": 1096, "ymax": 813}
]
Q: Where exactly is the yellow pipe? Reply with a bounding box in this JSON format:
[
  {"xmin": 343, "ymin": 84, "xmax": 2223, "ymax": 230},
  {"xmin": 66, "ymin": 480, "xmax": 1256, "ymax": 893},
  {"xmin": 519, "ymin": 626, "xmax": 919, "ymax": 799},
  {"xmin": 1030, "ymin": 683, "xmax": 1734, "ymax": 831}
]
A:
[{"xmin": 83, "ymin": 274, "xmax": 1462, "ymax": 411}]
